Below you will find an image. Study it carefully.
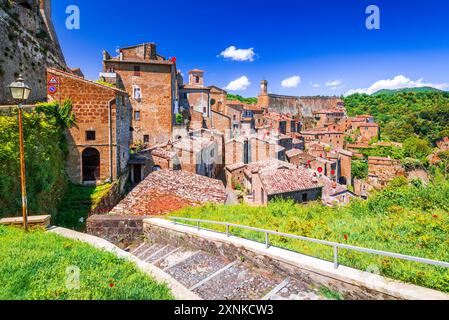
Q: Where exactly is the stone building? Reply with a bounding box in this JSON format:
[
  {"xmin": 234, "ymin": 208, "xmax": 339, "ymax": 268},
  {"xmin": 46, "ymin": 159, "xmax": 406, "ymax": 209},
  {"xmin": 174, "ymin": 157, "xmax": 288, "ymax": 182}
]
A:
[
  {"xmin": 241, "ymin": 159, "xmax": 296, "ymax": 198},
  {"xmin": 313, "ymin": 108, "xmax": 346, "ymax": 128},
  {"xmin": 47, "ymin": 68, "xmax": 131, "ymax": 184},
  {"xmin": 354, "ymin": 156, "xmax": 406, "ymax": 198},
  {"xmin": 101, "ymin": 43, "xmax": 177, "ymax": 146},
  {"xmin": 0, "ymin": 0, "xmax": 66, "ymax": 104},
  {"xmin": 251, "ymin": 167, "xmax": 323, "ymax": 205},
  {"xmin": 225, "ymin": 134, "xmax": 286, "ymax": 167},
  {"xmin": 179, "ymin": 69, "xmax": 211, "ymax": 130},
  {"xmin": 171, "ymin": 135, "xmax": 219, "ymax": 178}
]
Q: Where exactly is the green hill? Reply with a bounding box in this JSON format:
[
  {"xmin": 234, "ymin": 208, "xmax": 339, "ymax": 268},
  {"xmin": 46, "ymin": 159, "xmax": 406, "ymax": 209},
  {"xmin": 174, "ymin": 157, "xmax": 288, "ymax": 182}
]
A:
[
  {"xmin": 344, "ymin": 91, "xmax": 449, "ymax": 143},
  {"xmin": 227, "ymin": 94, "xmax": 258, "ymax": 105},
  {"xmin": 373, "ymin": 87, "xmax": 444, "ymax": 96}
]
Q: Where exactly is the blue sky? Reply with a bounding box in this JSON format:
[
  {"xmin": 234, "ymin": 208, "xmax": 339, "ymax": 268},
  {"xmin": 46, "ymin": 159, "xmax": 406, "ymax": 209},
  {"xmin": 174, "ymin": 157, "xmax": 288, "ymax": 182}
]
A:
[{"xmin": 52, "ymin": 0, "xmax": 449, "ymax": 97}]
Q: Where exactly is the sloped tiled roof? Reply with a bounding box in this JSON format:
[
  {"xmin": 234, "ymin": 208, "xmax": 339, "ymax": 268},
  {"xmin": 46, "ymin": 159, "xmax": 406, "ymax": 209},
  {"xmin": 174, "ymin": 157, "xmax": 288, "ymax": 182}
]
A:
[
  {"xmin": 110, "ymin": 170, "xmax": 227, "ymax": 216},
  {"xmin": 259, "ymin": 168, "xmax": 322, "ymax": 196}
]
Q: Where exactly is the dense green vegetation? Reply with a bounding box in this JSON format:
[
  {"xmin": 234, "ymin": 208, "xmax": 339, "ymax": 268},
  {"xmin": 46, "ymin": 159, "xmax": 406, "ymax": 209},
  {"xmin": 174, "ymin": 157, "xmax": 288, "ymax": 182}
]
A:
[
  {"xmin": 0, "ymin": 103, "xmax": 72, "ymax": 219},
  {"xmin": 0, "ymin": 225, "xmax": 173, "ymax": 300},
  {"xmin": 171, "ymin": 176, "xmax": 449, "ymax": 293},
  {"xmin": 373, "ymin": 87, "xmax": 443, "ymax": 96},
  {"xmin": 55, "ymin": 183, "xmax": 113, "ymax": 231},
  {"xmin": 344, "ymin": 92, "xmax": 449, "ymax": 143},
  {"xmin": 227, "ymin": 94, "xmax": 258, "ymax": 105}
]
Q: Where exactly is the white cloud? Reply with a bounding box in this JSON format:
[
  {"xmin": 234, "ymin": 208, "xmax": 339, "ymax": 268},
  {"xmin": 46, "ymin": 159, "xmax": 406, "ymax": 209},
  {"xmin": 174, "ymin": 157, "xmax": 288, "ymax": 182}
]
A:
[
  {"xmin": 219, "ymin": 46, "xmax": 255, "ymax": 62},
  {"xmin": 345, "ymin": 75, "xmax": 449, "ymax": 96},
  {"xmin": 281, "ymin": 76, "xmax": 301, "ymax": 88},
  {"xmin": 225, "ymin": 76, "xmax": 251, "ymax": 91},
  {"xmin": 309, "ymin": 82, "xmax": 320, "ymax": 88},
  {"xmin": 326, "ymin": 79, "xmax": 343, "ymax": 87}
]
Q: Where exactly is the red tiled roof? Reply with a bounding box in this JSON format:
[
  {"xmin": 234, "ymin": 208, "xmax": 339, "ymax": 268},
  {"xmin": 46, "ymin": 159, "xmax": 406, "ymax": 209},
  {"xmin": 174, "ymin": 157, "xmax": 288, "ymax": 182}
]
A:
[
  {"xmin": 110, "ymin": 170, "xmax": 227, "ymax": 216},
  {"xmin": 259, "ymin": 168, "xmax": 322, "ymax": 196}
]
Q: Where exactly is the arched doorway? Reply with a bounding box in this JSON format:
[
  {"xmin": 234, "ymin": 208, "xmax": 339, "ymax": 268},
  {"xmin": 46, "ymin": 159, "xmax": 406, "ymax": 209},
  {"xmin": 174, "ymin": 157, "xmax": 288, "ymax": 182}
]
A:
[
  {"xmin": 82, "ymin": 148, "xmax": 100, "ymax": 182},
  {"xmin": 338, "ymin": 176, "xmax": 347, "ymax": 185}
]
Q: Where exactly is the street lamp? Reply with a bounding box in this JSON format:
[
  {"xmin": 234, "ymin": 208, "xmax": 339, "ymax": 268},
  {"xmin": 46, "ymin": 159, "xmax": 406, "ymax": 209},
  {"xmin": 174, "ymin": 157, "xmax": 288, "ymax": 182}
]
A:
[{"xmin": 8, "ymin": 75, "xmax": 31, "ymax": 231}]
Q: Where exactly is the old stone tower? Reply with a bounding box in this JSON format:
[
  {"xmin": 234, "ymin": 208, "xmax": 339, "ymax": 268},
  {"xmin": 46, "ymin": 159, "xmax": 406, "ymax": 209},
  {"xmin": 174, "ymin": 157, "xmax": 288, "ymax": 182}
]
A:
[{"xmin": 0, "ymin": 0, "xmax": 66, "ymax": 104}]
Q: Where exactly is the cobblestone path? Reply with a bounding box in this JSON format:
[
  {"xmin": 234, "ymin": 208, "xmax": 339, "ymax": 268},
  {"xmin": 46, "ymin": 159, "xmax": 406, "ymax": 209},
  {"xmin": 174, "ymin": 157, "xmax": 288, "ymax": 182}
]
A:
[{"xmin": 129, "ymin": 242, "xmax": 327, "ymax": 300}]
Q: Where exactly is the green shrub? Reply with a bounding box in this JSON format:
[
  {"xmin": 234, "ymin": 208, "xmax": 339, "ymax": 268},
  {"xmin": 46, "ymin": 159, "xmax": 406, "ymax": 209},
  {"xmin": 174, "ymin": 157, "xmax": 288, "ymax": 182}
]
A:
[
  {"xmin": 171, "ymin": 180, "xmax": 449, "ymax": 293},
  {"xmin": 0, "ymin": 226, "xmax": 173, "ymax": 300}
]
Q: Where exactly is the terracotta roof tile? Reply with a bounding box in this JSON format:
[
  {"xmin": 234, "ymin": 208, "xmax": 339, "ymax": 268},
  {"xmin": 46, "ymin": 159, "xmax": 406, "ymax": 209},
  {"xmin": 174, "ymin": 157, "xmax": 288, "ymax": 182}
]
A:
[
  {"xmin": 259, "ymin": 168, "xmax": 322, "ymax": 196},
  {"xmin": 110, "ymin": 170, "xmax": 227, "ymax": 216}
]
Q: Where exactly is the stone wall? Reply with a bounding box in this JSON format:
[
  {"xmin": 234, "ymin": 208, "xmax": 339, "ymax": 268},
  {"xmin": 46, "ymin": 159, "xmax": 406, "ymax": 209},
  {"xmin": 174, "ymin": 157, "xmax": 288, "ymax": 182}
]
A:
[
  {"xmin": 86, "ymin": 215, "xmax": 148, "ymax": 248},
  {"xmin": 0, "ymin": 0, "xmax": 66, "ymax": 104},
  {"xmin": 258, "ymin": 91, "xmax": 343, "ymax": 118},
  {"xmin": 90, "ymin": 173, "xmax": 129, "ymax": 215}
]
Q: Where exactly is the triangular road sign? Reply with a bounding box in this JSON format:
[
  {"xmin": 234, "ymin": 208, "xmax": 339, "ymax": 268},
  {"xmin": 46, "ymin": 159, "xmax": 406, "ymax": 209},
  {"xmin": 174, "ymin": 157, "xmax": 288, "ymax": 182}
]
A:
[{"xmin": 48, "ymin": 76, "xmax": 59, "ymax": 85}]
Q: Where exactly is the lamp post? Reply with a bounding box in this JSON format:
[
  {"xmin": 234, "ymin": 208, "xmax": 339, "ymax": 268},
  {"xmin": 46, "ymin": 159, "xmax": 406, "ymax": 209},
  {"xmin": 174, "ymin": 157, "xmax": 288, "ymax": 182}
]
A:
[{"xmin": 8, "ymin": 75, "xmax": 31, "ymax": 231}]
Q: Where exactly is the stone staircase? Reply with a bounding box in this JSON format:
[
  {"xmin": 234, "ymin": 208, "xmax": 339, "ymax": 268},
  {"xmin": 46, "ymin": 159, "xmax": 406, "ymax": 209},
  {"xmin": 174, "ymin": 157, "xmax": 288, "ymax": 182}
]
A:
[{"xmin": 128, "ymin": 241, "xmax": 328, "ymax": 300}]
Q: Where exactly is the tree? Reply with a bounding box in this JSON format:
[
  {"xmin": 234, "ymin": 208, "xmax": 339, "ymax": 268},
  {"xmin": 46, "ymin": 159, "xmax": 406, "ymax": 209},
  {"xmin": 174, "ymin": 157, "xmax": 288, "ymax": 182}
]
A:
[
  {"xmin": 352, "ymin": 160, "xmax": 368, "ymax": 180},
  {"xmin": 403, "ymin": 137, "xmax": 432, "ymax": 160}
]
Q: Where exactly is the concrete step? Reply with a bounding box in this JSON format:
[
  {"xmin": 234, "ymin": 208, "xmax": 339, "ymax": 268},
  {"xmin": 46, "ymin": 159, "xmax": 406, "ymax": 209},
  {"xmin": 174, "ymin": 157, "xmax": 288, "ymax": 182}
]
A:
[
  {"xmin": 164, "ymin": 251, "xmax": 233, "ymax": 290},
  {"xmin": 131, "ymin": 241, "xmax": 329, "ymax": 301},
  {"xmin": 137, "ymin": 243, "xmax": 166, "ymax": 261},
  {"xmin": 192, "ymin": 263, "xmax": 284, "ymax": 300},
  {"xmin": 146, "ymin": 245, "xmax": 178, "ymax": 264}
]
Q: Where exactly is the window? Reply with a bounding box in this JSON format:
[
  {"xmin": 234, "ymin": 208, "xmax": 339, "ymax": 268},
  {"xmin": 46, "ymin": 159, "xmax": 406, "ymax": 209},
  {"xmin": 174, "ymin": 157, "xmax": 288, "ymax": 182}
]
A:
[
  {"xmin": 302, "ymin": 193, "xmax": 308, "ymax": 202},
  {"xmin": 195, "ymin": 76, "xmax": 200, "ymax": 83},
  {"xmin": 143, "ymin": 135, "xmax": 150, "ymax": 143},
  {"xmin": 133, "ymin": 66, "xmax": 141, "ymax": 76},
  {"xmin": 134, "ymin": 111, "xmax": 141, "ymax": 121},
  {"xmin": 133, "ymin": 87, "xmax": 142, "ymax": 100},
  {"xmin": 86, "ymin": 131, "xmax": 96, "ymax": 141}
]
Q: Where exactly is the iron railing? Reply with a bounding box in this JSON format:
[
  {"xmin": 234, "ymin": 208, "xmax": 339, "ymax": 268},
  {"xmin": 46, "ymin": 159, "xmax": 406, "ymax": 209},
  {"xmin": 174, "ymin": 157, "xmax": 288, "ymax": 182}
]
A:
[{"xmin": 170, "ymin": 217, "xmax": 449, "ymax": 270}]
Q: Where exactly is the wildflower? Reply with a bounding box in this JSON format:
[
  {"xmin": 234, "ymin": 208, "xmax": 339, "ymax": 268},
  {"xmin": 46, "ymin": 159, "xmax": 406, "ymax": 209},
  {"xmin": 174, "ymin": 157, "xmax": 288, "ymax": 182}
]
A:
[
  {"xmin": 109, "ymin": 283, "xmax": 115, "ymax": 288},
  {"xmin": 344, "ymin": 234, "xmax": 348, "ymax": 241}
]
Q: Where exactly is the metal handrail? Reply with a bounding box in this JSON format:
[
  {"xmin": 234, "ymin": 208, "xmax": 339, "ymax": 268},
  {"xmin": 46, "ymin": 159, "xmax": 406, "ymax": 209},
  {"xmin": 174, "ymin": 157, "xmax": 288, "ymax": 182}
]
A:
[{"xmin": 169, "ymin": 216, "xmax": 449, "ymax": 270}]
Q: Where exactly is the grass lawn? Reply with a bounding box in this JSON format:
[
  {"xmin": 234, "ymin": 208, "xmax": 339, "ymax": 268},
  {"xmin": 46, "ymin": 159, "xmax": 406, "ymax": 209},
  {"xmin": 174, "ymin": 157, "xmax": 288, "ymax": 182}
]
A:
[
  {"xmin": 170, "ymin": 178, "xmax": 449, "ymax": 293},
  {"xmin": 0, "ymin": 225, "xmax": 173, "ymax": 300},
  {"xmin": 54, "ymin": 183, "xmax": 113, "ymax": 231}
]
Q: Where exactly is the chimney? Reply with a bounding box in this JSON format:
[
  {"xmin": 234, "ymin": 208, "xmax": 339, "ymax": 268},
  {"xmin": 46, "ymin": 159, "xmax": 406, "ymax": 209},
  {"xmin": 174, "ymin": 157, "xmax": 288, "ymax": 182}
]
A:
[{"xmin": 148, "ymin": 43, "xmax": 157, "ymax": 60}]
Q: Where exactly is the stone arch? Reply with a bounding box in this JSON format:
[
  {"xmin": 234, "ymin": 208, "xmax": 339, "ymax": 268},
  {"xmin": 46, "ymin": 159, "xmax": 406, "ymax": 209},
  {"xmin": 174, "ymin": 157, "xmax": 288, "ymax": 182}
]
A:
[{"xmin": 82, "ymin": 148, "xmax": 100, "ymax": 182}]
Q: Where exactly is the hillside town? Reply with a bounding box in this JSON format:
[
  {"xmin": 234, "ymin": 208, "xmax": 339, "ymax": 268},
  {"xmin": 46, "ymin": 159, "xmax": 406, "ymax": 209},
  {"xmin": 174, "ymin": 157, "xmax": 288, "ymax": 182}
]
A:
[
  {"xmin": 0, "ymin": 0, "xmax": 438, "ymax": 227},
  {"xmin": 45, "ymin": 42, "xmax": 388, "ymax": 212},
  {"xmin": 2, "ymin": 0, "xmax": 449, "ymax": 302}
]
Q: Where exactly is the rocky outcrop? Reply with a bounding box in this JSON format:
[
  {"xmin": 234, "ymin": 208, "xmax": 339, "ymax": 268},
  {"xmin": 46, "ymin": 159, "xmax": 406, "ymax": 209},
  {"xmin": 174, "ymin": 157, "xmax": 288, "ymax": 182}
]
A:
[{"xmin": 0, "ymin": 0, "xmax": 66, "ymax": 104}]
